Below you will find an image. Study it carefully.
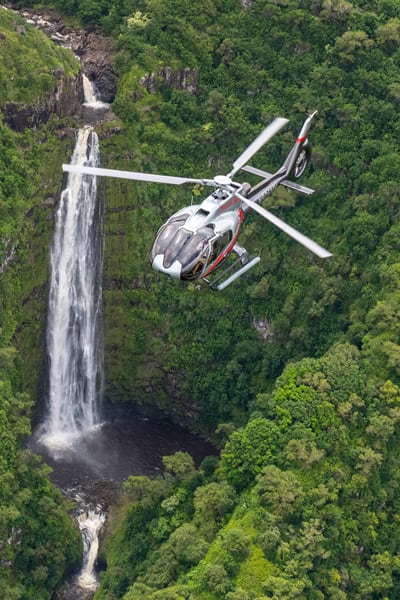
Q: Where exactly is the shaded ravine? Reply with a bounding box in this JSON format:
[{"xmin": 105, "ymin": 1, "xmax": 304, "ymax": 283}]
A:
[{"xmin": 34, "ymin": 417, "xmax": 216, "ymax": 599}]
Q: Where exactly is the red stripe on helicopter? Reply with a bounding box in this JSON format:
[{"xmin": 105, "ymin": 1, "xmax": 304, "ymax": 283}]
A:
[
  {"xmin": 297, "ymin": 136, "xmax": 306, "ymax": 142},
  {"xmin": 202, "ymin": 208, "xmax": 243, "ymax": 278},
  {"xmin": 221, "ymin": 199, "xmax": 233, "ymax": 211},
  {"xmin": 221, "ymin": 196, "xmax": 240, "ymax": 211}
]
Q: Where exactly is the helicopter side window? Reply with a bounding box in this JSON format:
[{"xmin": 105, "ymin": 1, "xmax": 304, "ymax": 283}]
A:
[
  {"xmin": 212, "ymin": 230, "xmax": 232, "ymax": 259},
  {"xmin": 179, "ymin": 230, "xmax": 212, "ymax": 269},
  {"xmin": 180, "ymin": 227, "xmax": 214, "ymax": 280}
]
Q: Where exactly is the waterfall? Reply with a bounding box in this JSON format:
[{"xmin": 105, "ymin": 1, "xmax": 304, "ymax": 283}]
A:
[
  {"xmin": 34, "ymin": 69, "xmax": 108, "ymax": 597},
  {"xmin": 40, "ymin": 125, "xmax": 104, "ymax": 451},
  {"xmin": 82, "ymin": 74, "xmax": 109, "ymax": 110},
  {"xmin": 77, "ymin": 502, "xmax": 106, "ymax": 590}
]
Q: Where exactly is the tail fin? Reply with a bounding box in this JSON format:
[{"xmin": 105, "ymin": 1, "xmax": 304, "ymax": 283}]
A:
[
  {"xmin": 281, "ymin": 111, "xmax": 317, "ymax": 177},
  {"xmin": 296, "ymin": 110, "xmax": 318, "ymax": 145}
]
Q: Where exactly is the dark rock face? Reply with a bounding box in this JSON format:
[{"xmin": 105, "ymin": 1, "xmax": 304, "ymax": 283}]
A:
[
  {"xmin": 10, "ymin": 7, "xmax": 118, "ymax": 110},
  {"xmin": 77, "ymin": 33, "xmax": 118, "ymax": 103},
  {"xmin": 139, "ymin": 67, "xmax": 199, "ymax": 96},
  {"xmin": 3, "ymin": 73, "xmax": 84, "ymax": 132}
]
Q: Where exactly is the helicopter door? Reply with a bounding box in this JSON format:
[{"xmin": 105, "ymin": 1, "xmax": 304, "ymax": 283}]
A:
[
  {"xmin": 180, "ymin": 227, "xmax": 214, "ymax": 280},
  {"xmin": 212, "ymin": 231, "xmax": 232, "ymax": 257}
]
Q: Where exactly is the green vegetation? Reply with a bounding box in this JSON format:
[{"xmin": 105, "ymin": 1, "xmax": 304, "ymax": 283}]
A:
[
  {"xmin": 0, "ymin": 8, "xmax": 78, "ymax": 105},
  {"xmin": 87, "ymin": 0, "xmax": 400, "ymax": 439},
  {"xmin": 3, "ymin": 0, "xmax": 400, "ymax": 597},
  {"xmin": 77, "ymin": 0, "xmax": 400, "ymax": 597},
  {"xmin": 97, "ymin": 345, "xmax": 400, "ymax": 598},
  {"xmin": 0, "ymin": 10, "xmax": 81, "ymax": 599},
  {"xmin": 0, "ymin": 121, "xmax": 82, "ymax": 597}
]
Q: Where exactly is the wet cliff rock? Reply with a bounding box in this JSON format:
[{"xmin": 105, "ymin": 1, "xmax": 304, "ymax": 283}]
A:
[
  {"xmin": 3, "ymin": 6, "xmax": 118, "ymax": 131},
  {"xmin": 3, "ymin": 70, "xmax": 83, "ymax": 131},
  {"xmin": 137, "ymin": 66, "xmax": 199, "ymax": 97},
  {"xmin": 78, "ymin": 32, "xmax": 118, "ymax": 103},
  {"xmin": 17, "ymin": 7, "xmax": 118, "ymax": 103}
]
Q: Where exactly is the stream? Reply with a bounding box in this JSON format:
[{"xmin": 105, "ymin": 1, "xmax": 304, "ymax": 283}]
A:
[{"xmin": 31, "ymin": 417, "xmax": 215, "ymax": 599}]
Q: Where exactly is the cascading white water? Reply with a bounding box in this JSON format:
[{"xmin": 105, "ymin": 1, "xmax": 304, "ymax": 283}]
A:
[
  {"xmin": 41, "ymin": 125, "xmax": 104, "ymax": 450},
  {"xmin": 82, "ymin": 74, "xmax": 109, "ymax": 110},
  {"xmin": 37, "ymin": 72, "xmax": 107, "ymax": 597},
  {"xmin": 77, "ymin": 503, "xmax": 106, "ymax": 590}
]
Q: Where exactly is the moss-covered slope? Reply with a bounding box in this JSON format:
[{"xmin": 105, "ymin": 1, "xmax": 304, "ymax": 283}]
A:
[
  {"xmin": 0, "ymin": 6, "xmax": 77, "ymax": 105},
  {"xmin": 91, "ymin": 0, "xmax": 400, "ymax": 440}
]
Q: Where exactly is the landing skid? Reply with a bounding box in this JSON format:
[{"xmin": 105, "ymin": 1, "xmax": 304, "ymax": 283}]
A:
[{"xmin": 204, "ymin": 248, "xmax": 260, "ymax": 291}]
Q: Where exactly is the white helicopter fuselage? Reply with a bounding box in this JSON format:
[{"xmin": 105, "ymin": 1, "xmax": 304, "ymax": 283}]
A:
[{"xmin": 150, "ymin": 189, "xmax": 243, "ymax": 281}]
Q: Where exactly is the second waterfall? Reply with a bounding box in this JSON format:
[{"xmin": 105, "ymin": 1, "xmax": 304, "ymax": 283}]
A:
[{"xmin": 42, "ymin": 126, "xmax": 104, "ymax": 449}]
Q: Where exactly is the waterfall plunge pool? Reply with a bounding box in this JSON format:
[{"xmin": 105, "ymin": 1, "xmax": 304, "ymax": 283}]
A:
[
  {"xmin": 32, "ymin": 415, "xmax": 217, "ymax": 488},
  {"xmin": 31, "ymin": 415, "xmax": 217, "ymax": 599}
]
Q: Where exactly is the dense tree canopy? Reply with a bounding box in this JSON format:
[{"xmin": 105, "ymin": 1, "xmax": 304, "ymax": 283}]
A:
[
  {"xmin": 3, "ymin": 0, "xmax": 400, "ymax": 597},
  {"xmin": 84, "ymin": 0, "xmax": 400, "ymax": 597}
]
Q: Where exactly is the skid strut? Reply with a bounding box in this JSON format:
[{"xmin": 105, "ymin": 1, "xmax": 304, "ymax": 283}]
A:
[{"xmin": 206, "ymin": 254, "xmax": 261, "ymax": 291}]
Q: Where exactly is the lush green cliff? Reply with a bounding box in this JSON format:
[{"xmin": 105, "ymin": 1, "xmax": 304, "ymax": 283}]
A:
[
  {"xmin": 4, "ymin": 0, "xmax": 400, "ymax": 598},
  {"xmin": 92, "ymin": 0, "xmax": 400, "ymax": 440},
  {"xmin": 0, "ymin": 9, "xmax": 82, "ymax": 599},
  {"xmin": 85, "ymin": 0, "xmax": 400, "ymax": 598}
]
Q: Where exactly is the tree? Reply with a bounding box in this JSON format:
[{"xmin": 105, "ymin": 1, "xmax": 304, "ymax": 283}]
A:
[
  {"xmin": 219, "ymin": 418, "xmax": 281, "ymax": 489},
  {"xmin": 284, "ymin": 438, "xmax": 325, "ymax": 468},
  {"xmin": 194, "ymin": 482, "xmax": 236, "ymax": 525},
  {"xmin": 376, "ymin": 18, "xmax": 400, "ymax": 52},
  {"xmin": 168, "ymin": 523, "xmax": 209, "ymax": 566},
  {"xmin": 256, "ymin": 465, "xmax": 304, "ymax": 519},
  {"xmin": 162, "ymin": 452, "xmax": 195, "ymax": 480},
  {"xmin": 220, "ymin": 528, "xmax": 250, "ymax": 562},
  {"xmin": 198, "ymin": 563, "xmax": 232, "ymax": 596},
  {"xmin": 331, "ymin": 30, "xmax": 374, "ymax": 63},
  {"xmin": 123, "ymin": 475, "xmax": 169, "ymax": 507}
]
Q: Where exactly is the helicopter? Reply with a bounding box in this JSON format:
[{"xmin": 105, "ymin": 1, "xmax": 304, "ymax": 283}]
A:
[{"xmin": 63, "ymin": 111, "xmax": 332, "ymax": 291}]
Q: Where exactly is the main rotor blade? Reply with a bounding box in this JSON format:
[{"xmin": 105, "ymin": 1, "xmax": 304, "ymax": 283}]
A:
[
  {"xmin": 237, "ymin": 193, "xmax": 332, "ymax": 259},
  {"xmin": 229, "ymin": 117, "xmax": 289, "ymax": 178},
  {"xmin": 62, "ymin": 164, "xmax": 216, "ymax": 187}
]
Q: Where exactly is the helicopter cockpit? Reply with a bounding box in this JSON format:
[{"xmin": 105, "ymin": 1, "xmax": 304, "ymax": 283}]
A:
[
  {"xmin": 150, "ymin": 215, "xmax": 233, "ymax": 281},
  {"xmin": 151, "ymin": 216, "xmax": 213, "ymax": 279}
]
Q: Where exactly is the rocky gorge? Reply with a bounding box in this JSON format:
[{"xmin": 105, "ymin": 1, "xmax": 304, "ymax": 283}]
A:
[{"xmin": 1, "ymin": 5, "xmax": 118, "ymax": 130}]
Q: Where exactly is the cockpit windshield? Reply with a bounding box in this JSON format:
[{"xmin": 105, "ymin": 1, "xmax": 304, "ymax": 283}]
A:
[
  {"xmin": 164, "ymin": 226, "xmax": 214, "ymax": 274},
  {"xmin": 151, "ymin": 219, "xmax": 216, "ymax": 280},
  {"xmin": 151, "ymin": 215, "xmax": 189, "ymax": 261}
]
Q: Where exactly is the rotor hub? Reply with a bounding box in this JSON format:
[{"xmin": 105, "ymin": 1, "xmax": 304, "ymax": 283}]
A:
[{"xmin": 213, "ymin": 175, "xmax": 232, "ymax": 187}]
